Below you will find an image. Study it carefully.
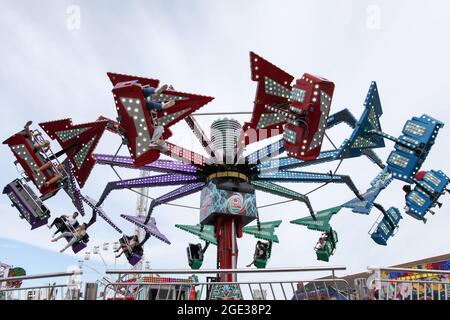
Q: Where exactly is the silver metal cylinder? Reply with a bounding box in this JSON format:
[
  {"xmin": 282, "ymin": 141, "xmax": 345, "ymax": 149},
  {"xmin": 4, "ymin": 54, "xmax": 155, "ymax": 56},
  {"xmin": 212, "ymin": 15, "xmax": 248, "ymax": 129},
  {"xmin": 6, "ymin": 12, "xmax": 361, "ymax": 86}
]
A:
[{"xmin": 210, "ymin": 118, "xmax": 242, "ymax": 164}]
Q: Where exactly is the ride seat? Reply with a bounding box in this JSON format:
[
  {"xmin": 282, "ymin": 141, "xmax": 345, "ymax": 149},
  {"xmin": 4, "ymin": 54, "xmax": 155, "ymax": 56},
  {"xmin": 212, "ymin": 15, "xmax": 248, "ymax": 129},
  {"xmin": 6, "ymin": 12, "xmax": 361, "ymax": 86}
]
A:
[
  {"xmin": 187, "ymin": 243, "xmax": 204, "ymax": 270},
  {"xmin": 119, "ymin": 237, "xmax": 143, "ymax": 266}
]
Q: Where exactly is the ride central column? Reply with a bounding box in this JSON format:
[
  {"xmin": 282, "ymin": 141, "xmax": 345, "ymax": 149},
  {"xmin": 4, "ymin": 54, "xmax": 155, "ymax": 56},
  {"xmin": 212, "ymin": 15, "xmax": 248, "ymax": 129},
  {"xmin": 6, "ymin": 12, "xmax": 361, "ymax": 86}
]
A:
[
  {"xmin": 216, "ymin": 216, "xmax": 241, "ymax": 282},
  {"xmin": 198, "ymin": 118, "xmax": 258, "ymax": 283}
]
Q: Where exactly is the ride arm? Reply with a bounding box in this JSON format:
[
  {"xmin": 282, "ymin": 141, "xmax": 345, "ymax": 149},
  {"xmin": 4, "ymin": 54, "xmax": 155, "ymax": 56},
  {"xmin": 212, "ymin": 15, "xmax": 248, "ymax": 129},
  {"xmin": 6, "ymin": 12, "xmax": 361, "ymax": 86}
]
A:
[
  {"xmin": 202, "ymin": 242, "xmax": 210, "ymax": 254},
  {"xmin": 184, "ymin": 115, "xmax": 218, "ymax": 161},
  {"xmin": 140, "ymin": 233, "xmax": 151, "ymax": 246},
  {"xmin": 373, "ymin": 203, "xmax": 396, "ymax": 230},
  {"xmin": 93, "ymin": 153, "xmax": 198, "ymax": 174},
  {"xmin": 256, "ymin": 170, "xmax": 363, "ymax": 200},
  {"xmin": 245, "ymin": 138, "xmax": 285, "ymax": 165},
  {"xmin": 96, "ymin": 173, "xmax": 201, "ymax": 207},
  {"xmin": 250, "ymin": 181, "xmax": 315, "ymax": 218},
  {"xmin": 144, "ymin": 182, "xmax": 205, "ymax": 224}
]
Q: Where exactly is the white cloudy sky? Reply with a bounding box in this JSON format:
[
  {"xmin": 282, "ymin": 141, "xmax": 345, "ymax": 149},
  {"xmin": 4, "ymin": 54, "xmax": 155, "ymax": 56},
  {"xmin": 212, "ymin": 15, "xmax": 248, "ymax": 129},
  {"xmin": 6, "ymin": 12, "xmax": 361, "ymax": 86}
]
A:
[{"xmin": 1, "ymin": 0, "xmax": 450, "ymax": 281}]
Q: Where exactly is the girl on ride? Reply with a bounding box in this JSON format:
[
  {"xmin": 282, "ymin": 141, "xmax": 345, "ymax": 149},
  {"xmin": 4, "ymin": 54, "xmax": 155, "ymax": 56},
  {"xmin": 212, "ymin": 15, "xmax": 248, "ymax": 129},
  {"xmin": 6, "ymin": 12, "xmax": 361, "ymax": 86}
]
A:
[
  {"xmin": 51, "ymin": 223, "xmax": 88, "ymax": 253},
  {"xmin": 114, "ymin": 235, "xmax": 140, "ymax": 258}
]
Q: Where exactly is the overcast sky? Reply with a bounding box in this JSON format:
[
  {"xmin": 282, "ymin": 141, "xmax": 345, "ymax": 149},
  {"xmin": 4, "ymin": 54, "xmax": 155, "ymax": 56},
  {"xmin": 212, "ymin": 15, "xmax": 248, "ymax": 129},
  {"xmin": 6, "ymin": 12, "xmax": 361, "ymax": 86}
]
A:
[{"xmin": 1, "ymin": 0, "xmax": 450, "ymax": 283}]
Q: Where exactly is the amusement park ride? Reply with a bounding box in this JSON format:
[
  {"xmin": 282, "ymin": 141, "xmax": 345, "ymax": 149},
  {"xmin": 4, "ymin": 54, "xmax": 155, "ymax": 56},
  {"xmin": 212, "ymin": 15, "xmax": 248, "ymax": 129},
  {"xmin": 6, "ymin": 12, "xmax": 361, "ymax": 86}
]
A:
[
  {"xmin": 0, "ymin": 262, "xmax": 26, "ymax": 291},
  {"xmin": 3, "ymin": 52, "xmax": 450, "ymax": 283}
]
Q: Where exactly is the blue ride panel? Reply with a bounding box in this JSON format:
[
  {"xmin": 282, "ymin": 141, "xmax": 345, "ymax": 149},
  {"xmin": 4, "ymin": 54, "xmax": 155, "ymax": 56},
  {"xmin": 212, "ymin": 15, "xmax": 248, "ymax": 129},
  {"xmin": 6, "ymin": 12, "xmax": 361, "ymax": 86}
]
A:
[
  {"xmin": 387, "ymin": 115, "xmax": 444, "ymax": 183},
  {"xmin": 256, "ymin": 150, "xmax": 340, "ymax": 172},
  {"xmin": 370, "ymin": 207, "xmax": 402, "ymax": 246},
  {"xmin": 246, "ymin": 139, "xmax": 285, "ymax": 164},
  {"xmin": 405, "ymin": 170, "xmax": 449, "ymax": 221},
  {"xmin": 422, "ymin": 170, "xmax": 450, "ymax": 192},
  {"xmin": 405, "ymin": 190, "xmax": 432, "ymax": 221},
  {"xmin": 343, "ymin": 169, "xmax": 393, "ymax": 214},
  {"xmin": 337, "ymin": 81, "xmax": 385, "ymax": 159}
]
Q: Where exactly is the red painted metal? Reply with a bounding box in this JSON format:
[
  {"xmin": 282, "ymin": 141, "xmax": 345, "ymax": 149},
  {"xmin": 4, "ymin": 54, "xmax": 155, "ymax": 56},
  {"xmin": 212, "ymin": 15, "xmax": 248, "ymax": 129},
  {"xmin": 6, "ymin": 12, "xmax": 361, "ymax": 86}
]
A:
[
  {"xmin": 107, "ymin": 72, "xmax": 160, "ymax": 88},
  {"xmin": 109, "ymin": 73, "xmax": 213, "ymax": 167},
  {"xmin": 415, "ymin": 170, "xmax": 427, "ymax": 181},
  {"xmin": 111, "ymin": 81, "xmax": 161, "ymax": 167},
  {"xmin": 242, "ymin": 51, "xmax": 294, "ymax": 145},
  {"xmin": 39, "ymin": 118, "xmax": 108, "ymax": 188},
  {"xmin": 164, "ymin": 142, "xmax": 206, "ymax": 166},
  {"xmin": 243, "ymin": 53, "xmax": 335, "ymax": 161},
  {"xmin": 3, "ymin": 132, "xmax": 60, "ymax": 196},
  {"xmin": 216, "ymin": 216, "xmax": 241, "ymax": 282},
  {"xmin": 284, "ymin": 74, "xmax": 335, "ymax": 161}
]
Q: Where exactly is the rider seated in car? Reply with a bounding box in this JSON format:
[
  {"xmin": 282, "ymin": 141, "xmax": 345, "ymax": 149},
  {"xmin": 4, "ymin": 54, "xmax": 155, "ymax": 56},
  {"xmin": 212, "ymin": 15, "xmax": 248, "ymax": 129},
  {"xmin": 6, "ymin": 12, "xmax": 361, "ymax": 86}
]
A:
[
  {"xmin": 20, "ymin": 121, "xmax": 50, "ymax": 154},
  {"xmin": 142, "ymin": 84, "xmax": 175, "ymax": 150},
  {"xmin": 114, "ymin": 235, "xmax": 140, "ymax": 258},
  {"xmin": 246, "ymin": 241, "xmax": 268, "ymax": 267},
  {"xmin": 315, "ymin": 233, "xmax": 328, "ymax": 251},
  {"xmin": 33, "ymin": 161, "xmax": 65, "ymax": 187},
  {"xmin": 51, "ymin": 223, "xmax": 88, "ymax": 253},
  {"xmin": 48, "ymin": 212, "xmax": 80, "ymax": 236}
]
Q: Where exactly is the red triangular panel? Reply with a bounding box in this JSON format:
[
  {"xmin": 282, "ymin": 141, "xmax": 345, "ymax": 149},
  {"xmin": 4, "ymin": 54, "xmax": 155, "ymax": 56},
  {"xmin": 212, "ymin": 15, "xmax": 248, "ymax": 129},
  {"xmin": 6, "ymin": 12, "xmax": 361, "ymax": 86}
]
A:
[
  {"xmin": 110, "ymin": 73, "xmax": 214, "ymax": 167},
  {"xmin": 39, "ymin": 118, "xmax": 108, "ymax": 188},
  {"xmin": 107, "ymin": 72, "xmax": 160, "ymax": 88},
  {"xmin": 242, "ymin": 52, "xmax": 294, "ymax": 145}
]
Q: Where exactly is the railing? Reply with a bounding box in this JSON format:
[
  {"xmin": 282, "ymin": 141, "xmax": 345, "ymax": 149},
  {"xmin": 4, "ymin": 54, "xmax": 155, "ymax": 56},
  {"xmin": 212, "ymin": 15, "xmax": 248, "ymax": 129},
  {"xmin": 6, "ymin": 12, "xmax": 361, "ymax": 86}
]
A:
[
  {"xmin": 103, "ymin": 266, "xmax": 350, "ymax": 300},
  {"xmin": 0, "ymin": 284, "xmax": 72, "ymax": 300},
  {"xmin": 0, "ymin": 271, "xmax": 82, "ymax": 301},
  {"xmin": 2, "ymin": 266, "xmax": 449, "ymax": 300},
  {"xmin": 367, "ymin": 266, "xmax": 450, "ymax": 300},
  {"xmin": 353, "ymin": 277, "xmax": 370, "ymax": 300}
]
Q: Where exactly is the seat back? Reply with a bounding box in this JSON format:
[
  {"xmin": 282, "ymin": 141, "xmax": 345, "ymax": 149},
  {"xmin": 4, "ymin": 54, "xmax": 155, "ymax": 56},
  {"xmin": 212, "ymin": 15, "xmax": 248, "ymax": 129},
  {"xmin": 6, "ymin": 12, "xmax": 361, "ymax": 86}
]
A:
[
  {"xmin": 72, "ymin": 241, "xmax": 87, "ymax": 254},
  {"xmin": 187, "ymin": 243, "xmax": 204, "ymax": 269}
]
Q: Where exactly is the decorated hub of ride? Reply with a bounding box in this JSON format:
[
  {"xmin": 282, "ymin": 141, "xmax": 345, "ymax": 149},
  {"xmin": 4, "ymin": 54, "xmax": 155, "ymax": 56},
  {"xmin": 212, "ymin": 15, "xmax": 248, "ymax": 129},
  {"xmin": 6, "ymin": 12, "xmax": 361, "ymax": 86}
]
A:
[{"xmin": 2, "ymin": 51, "xmax": 449, "ymax": 275}]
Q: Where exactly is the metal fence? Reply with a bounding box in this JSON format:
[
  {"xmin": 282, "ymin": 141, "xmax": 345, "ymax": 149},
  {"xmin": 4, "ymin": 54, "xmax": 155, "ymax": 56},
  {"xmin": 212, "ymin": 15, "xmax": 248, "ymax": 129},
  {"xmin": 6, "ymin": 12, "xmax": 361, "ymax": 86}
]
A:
[
  {"xmin": 2, "ymin": 265, "xmax": 450, "ymax": 300},
  {"xmin": 103, "ymin": 266, "xmax": 351, "ymax": 300},
  {"xmin": 0, "ymin": 271, "xmax": 82, "ymax": 300}
]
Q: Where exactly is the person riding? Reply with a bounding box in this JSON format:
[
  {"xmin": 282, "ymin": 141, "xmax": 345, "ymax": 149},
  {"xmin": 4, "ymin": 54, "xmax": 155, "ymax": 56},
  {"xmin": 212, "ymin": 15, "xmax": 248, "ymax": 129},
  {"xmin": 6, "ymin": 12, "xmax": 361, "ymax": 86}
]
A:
[
  {"xmin": 33, "ymin": 161, "xmax": 65, "ymax": 187},
  {"xmin": 20, "ymin": 121, "xmax": 50, "ymax": 153},
  {"xmin": 114, "ymin": 235, "xmax": 140, "ymax": 258},
  {"xmin": 19, "ymin": 121, "xmax": 64, "ymax": 189},
  {"xmin": 51, "ymin": 223, "xmax": 88, "ymax": 253},
  {"xmin": 315, "ymin": 233, "xmax": 328, "ymax": 251},
  {"xmin": 142, "ymin": 84, "xmax": 175, "ymax": 150},
  {"xmin": 48, "ymin": 212, "xmax": 80, "ymax": 236},
  {"xmin": 246, "ymin": 241, "xmax": 267, "ymax": 267}
]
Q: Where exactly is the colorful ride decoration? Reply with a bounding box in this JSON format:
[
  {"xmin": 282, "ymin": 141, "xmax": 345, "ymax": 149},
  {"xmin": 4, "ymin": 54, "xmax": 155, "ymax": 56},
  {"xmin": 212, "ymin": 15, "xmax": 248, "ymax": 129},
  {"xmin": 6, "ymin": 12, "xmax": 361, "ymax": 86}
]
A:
[
  {"xmin": 2, "ymin": 51, "xmax": 448, "ymax": 274},
  {"xmin": 373, "ymin": 258, "xmax": 450, "ymax": 300},
  {"xmin": 0, "ymin": 266, "xmax": 26, "ymax": 289},
  {"xmin": 209, "ymin": 284, "xmax": 243, "ymax": 300},
  {"xmin": 141, "ymin": 275, "xmax": 199, "ymax": 300}
]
